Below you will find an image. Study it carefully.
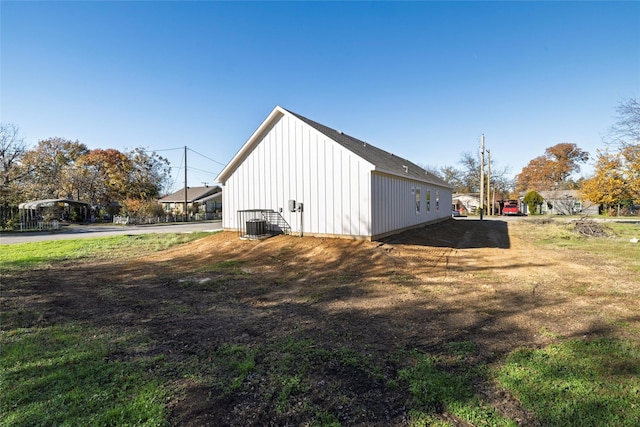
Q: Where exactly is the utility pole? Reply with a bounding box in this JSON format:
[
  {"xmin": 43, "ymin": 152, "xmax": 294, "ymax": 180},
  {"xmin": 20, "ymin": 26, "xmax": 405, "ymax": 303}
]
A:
[
  {"xmin": 184, "ymin": 146, "xmax": 188, "ymax": 222},
  {"xmin": 487, "ymin": 148, "xmax": 491, "ymax": 216},
  {"xmin": 480, "ymin": 134, "xmax": 485, "ymax": 220}
]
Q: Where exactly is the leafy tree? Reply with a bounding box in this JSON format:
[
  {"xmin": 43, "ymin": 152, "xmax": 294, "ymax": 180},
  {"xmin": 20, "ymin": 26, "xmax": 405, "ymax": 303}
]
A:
[
  {"xmin": 120, "ymin": 197, "xmax": 165, "ymax": 217},
  {"xmin": 21, "ymin": 137, "xmax": 89, "ymax": 200},
  {"xmin": 581, "ymin": 147, "xmax": 640, "ymax": 210},
  {"xmin": 516, "ymin": 143, "xmax": 589, "ymax": 192},
  {"xmin": 72, "ymin": 147, "xmax": 170, "ymax": 207},
  {"xmin": 621, "ymin": 144, "xmax": 640, "ymax": 203},
  {"xmin": 126, "ymin": 147, "xmax": 171, "ymax": 199},
  {"xmin": 523, "ymin": 190, "xmax": 544, "ymax": 215},
  {"xmin": 75, "ymin": 149, "xmax": 133, "ymax": 205},
  {"xmin": 582, "ymin": 99, "xmax": 640, "ymax": 213}
]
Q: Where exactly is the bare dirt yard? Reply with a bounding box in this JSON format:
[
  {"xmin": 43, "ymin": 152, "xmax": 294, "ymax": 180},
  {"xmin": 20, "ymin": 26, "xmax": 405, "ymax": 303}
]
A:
[{"xmin": 4, "ymin": 218, "xmax": 639, "ymax": 425}]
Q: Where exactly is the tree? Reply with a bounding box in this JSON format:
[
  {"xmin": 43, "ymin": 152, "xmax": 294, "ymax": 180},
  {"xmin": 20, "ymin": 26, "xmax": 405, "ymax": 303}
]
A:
[
  {"xmin": 0, "ymin": 124, "xmax": 27, "ymax": 188},
  {"xmin": 74, "ymin": 147, "xmax": 171, "ymax": 208},
  {"xmin": 523, "ymin": 190, "xmax": 544, "ymax": 215},
  {"xmin": 457, "ymin": 152, "xmax": 481, "ymax": 193},
  {"xmin": 580, "ymin": 150, "xmax": 627, "ymax": 210},
  {"xmin": 21, "ymin": 137, "xmax": 89, "ymax": 200},
  {"xmin": 0, "ymin": 124, "xmax": 28, "ymax": 228},
  {"xmin": 438, "ymin": 165, "xmax": 463, "ymax": 191},
  {"xmin": 0, "ymin": 124, "xmax": 28, "ymax": 203},
  {"xmin": 621, "ymin": 144, "xmax": 640, "ymax": 203},
  {"xmin": 126, "ymin": 147, "xmax": 171, "ymax": 199},
  {"xmin": 582, "ymin": 145, "xmax": 640, "ymax": 212},
  {"xmin": 75, "ymin": 149, "xmax": 133, "ymax": 205},
  {"xmin": 440, "ymin": 151, "xmax": 511, "ymax": 193},
  {"xmin": 581, "ymin": 99, "xmax": 640, "ymax": 214},
  {"xmin": 607, "ymin": 98, "xmax": 640, "ymax": 147},
  {"xmin": 516, "ymin": 143, "xmax": 589, "ymax": 192},
  {"xmin": 120, "ymin": 197, "xmax": 164, "ymax": 218}
]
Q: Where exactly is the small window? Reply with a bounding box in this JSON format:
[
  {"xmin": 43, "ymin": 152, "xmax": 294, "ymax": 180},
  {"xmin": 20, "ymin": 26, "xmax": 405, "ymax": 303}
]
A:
[
  {"xmin": 426, "ymin": 190, "xmax": 431, "ymax": 212},
  {"xmin": 415, "ymin": 187, "xmax": 421, "ymax": 214},
  {"xmin": 436, "ymin": 190, "xmax": 440, "ymax": 212}
]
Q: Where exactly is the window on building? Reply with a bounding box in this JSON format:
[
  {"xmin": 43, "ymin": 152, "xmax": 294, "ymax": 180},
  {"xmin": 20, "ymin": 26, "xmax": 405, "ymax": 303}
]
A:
[
  {"xmin": 436, "ymin": 190, "xmax": 440, "ymax": 211},
  {"xmin": 415, "ymin": 187, "xmax": 421, "ymax": 214},
  {"xmin": 426, "ymin": 190, "xmax": 431, "ymax": 212}
]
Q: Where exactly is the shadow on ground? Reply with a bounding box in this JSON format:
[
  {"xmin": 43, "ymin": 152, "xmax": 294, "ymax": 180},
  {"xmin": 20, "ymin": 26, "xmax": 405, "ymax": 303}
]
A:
[{"xmin": 381, "ymin": 218, "xmax": 510, "ymax": 249}]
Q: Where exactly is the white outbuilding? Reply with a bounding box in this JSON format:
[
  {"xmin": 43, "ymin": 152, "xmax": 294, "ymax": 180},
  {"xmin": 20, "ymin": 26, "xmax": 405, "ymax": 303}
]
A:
[{"xmin": 216, "ymin": 106, "xmax": 453, "ymax": 240}]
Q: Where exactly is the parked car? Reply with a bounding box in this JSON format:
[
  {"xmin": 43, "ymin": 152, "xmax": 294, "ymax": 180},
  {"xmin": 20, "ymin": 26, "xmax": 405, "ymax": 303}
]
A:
[{"xmin": 502, "ymin": 203, "xmax": 519, "ymax": 215}]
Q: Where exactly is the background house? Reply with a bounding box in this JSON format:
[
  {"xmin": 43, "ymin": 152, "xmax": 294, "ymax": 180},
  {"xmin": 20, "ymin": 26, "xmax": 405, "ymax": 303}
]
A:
[
  {"xmin": 216, "ymin": 106, "xmax": 453, "ymax": 240},
  {"xmin": 452, "ymin": 194, "xmax": 481, "ymax": 215},
  {"xmin": 158, "ymin": 185, "xmax": 222, "ymax": 219},
  {"xmin": 520, "ymin": 190, "xmax": 598, "ymax": 215}
]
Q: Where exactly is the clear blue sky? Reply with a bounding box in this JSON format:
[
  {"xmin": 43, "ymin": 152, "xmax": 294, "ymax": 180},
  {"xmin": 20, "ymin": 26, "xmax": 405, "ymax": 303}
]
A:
[{"xmin": 2, "ymin": 1, "xmax": 639, "ymax": 192}]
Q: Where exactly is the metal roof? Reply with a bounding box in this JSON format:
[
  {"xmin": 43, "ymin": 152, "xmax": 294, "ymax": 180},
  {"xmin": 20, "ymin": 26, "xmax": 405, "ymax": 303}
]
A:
[
  {"xmin": 159, "ymin": 186, "xmax": 221, "ymax": 203},
  {"xmin": 286, "ymin": 109, "xmax": 453, "ymax": 189},
  {"xmin": 217, "ymin": 106, "xmax": 453, "ymax": 189},
  {"xmin": 19, "ymin": 198, "xmax": 92, "ymax": 209}
]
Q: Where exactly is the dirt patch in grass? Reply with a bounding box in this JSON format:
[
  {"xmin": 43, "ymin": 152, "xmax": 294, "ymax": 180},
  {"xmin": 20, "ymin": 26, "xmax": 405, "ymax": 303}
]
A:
[{"xmin": 2, "ymin": 218, "xmax": 638, "ymax": 426}]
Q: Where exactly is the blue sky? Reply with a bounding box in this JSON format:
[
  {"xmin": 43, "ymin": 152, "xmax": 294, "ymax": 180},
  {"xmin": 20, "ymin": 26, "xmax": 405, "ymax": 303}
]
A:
[{"xmin": 2, "ymin": 1, "xmax": 639, "ymax": 192}]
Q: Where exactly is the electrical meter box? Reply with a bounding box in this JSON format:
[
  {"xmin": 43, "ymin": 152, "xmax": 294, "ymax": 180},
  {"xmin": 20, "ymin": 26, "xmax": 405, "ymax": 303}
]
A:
[{"xmin": 288, "ymin": 200, "xmax": 296, "ymax": 212}]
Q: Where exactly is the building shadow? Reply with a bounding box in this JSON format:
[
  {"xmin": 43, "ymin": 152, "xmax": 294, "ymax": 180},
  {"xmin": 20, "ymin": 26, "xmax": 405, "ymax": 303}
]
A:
[{"xmin": 380, "ymin": 218, "xmax": 511, "ymax": 249}]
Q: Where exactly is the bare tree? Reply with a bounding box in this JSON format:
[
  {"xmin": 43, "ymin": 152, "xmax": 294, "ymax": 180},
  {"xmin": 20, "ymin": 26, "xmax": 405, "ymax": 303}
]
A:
[
  {"xmin": 0, "ymin": 124, "xmax": 29, "ymax": 227},
  {"xmin": 440, "ymin": 151, "xmax": 511, "ymax": 197},
  {"xmin": 0, "ymin": 123, "xmax": 28, "ymax": 188},
  {"xmin": 606, "ymin": 98, "xmax": 640, "ymax": 147}
]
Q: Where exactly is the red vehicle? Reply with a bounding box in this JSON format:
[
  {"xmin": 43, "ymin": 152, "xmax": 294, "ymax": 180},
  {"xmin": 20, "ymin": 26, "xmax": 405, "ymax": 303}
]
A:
[{"xmin": 502, "ymin": 203, "xmax": 520, "ymax": 215}]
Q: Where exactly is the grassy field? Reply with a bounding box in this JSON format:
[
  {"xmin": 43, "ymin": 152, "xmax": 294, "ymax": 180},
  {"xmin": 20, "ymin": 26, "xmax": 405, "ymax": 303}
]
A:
[
  {"xmin": 0, "ymin": 232, "xmax": 214, "ymax": 270},
  {"xmin": 1, "ymin": 221, "xmax": 639, "ymax": 426}
]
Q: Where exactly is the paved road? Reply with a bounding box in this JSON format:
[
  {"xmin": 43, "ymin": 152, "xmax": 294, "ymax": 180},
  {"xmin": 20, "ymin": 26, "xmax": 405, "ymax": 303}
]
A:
[{"xmin": 0, "ymin": 221, "xmax": 223, "ymax": 245}]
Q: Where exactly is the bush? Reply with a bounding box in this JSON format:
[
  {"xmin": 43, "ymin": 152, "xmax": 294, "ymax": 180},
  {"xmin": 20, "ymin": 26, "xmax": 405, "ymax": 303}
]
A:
[
  {"xmin": 120, "ymin": 198, "xmax": 165, "ymax": 218},
  {"xmin": 523, "ymin": 191, "xmax": 544, "ymax": 215}
]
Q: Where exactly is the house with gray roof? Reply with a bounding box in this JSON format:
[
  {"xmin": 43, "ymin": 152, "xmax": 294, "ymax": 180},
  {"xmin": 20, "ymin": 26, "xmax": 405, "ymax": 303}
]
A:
[
  {"xmin": 216, "ymin": 106, "xmax": 453, "ymax": 240},
  {"xmin": 158, "ymin": 185, "xmax": 221, "ymax": 217}
]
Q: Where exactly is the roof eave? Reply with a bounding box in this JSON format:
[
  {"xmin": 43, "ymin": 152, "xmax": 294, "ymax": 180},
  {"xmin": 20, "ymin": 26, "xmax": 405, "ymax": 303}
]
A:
[
  {"xmin": 373, "ymin": 168, "xmax": 454, "ymax": 189},
  {"xmin": 216, "ymin": 106, "xmax": 287, "ymax": 184}
]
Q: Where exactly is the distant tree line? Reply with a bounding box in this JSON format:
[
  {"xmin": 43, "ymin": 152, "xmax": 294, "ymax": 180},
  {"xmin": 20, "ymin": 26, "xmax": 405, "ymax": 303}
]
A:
[
  {"xmin": 428, "ymin": 98, "xmax": 638, "ymax": 216},
  {"xmin": 0, "ymin": 128, "xmax": 171, "ymax": 228}
]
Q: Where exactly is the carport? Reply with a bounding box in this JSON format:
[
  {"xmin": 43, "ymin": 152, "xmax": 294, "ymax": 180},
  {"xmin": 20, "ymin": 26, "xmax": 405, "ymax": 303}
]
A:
[{"xmin": 19, "ymin": 198, "xmax": 92, "ymax": 225}]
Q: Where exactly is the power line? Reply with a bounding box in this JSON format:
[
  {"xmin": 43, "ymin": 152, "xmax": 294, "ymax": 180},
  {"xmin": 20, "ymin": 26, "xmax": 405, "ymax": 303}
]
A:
[
  {"xmin": 188, "ymin": 165, "xmax": 219, "ymax": 175},
  {"xmin": 187, "ymin": 147, "xmax": 227, "ymax": 167},
  {"xmin": 145, "ymin": 147, "xmax": 184, "ymax": 153},
  {"xmin": 167, "ymin": 150, "xmax": 184, "ymax": 192}
]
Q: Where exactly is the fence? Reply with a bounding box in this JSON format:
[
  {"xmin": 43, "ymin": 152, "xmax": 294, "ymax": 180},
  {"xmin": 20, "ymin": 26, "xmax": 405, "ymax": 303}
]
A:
[
  {"xmin": 17, "ymin": 220, "xmax": 60, "ymax": 232},
  {"xmin": 237, "ymin": 209, "xmax": 291, "ymax": 239},
  {"xmin": 113, "ymin": 212, "xmax": 222, "ymax": 225}
]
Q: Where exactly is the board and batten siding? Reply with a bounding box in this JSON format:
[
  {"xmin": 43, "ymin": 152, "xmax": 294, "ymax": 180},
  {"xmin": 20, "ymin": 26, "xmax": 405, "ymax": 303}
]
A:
[
  {"xmin": 222, "ymin": 114, "xmax": 374, "ymax": 238},
  {"xmin": 370, "ymin": 172, "xmax": 452, "ymax": 238}
]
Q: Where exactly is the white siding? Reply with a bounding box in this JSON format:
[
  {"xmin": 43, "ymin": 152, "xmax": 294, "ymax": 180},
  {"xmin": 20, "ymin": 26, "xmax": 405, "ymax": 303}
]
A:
[
  {"xmin": 220, "ymin": 108, "xmax": 452, "ymax": 239},
  {"xmin": 370, "ymin": 172, "xmax": 452, "ymax": 237},
  {"xmin": 222, "ymin": 114, "xmax": 373, "ymax": 238}
]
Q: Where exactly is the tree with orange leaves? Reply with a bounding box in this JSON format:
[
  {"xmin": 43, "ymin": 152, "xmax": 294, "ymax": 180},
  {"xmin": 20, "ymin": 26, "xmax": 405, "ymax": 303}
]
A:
[{"xmin": 515, "ymin": 143, "xmax": 589, "ymax": 193}]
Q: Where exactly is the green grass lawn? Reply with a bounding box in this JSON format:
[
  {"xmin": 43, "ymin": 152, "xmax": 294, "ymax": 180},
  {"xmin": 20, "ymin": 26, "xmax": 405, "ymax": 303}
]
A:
[
  {"xmin": 0, "ymin": 232, "xmax": 213, "ymax": 270},
  {"xmin": 496, "ymin": 338, "xmax": 640, "ymax": 426},
  {"xmin": 1, "ymin": 324, "xmax": 167, "ymax": 427},
  {"xmin": 525, "ymin": 219, "xmax": 640, "ymax": 271}
]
